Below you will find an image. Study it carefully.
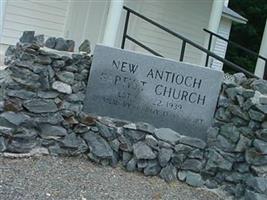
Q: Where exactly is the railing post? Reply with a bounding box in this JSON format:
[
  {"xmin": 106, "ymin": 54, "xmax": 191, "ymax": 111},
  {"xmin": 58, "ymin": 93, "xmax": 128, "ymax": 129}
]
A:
[
  {"xmin": 205, "ymin": 33, "xmax": 212, "ymax": 67},
  {"xmin": 179, "ymin": 41, "xmax": 186, "ymax": 62},
  {"xmin": 121, "ymin": 10, "xmax": 130, "ymax": 49},
  {"xmin": 264, "ymin": 60, "xmax": 267, "ymax": 80}
]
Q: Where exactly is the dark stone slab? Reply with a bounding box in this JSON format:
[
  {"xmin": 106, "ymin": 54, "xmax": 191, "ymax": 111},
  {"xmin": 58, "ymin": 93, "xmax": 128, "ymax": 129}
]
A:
[{"xmin": 83, "ymin": 45, "xmax": 223, "ymax": 140}]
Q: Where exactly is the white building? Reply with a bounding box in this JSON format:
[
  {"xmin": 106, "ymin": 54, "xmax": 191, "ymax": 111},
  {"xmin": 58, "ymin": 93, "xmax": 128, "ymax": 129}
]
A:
[{"xmin": 2, "ymin": 0, "xmax": 262, "ymax": 76}]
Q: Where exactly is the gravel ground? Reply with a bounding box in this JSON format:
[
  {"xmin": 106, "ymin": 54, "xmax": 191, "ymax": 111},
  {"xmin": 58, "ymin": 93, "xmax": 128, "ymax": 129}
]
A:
[{"xmin": 0, "ymin": 155, "xmax": 224, "ymax": 200}]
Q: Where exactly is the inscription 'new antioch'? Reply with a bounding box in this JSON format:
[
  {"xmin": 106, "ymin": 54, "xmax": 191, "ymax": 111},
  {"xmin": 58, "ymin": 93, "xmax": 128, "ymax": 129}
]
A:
[
  {"xmin": 112, "ymin": 60, "xmax": 206, "ymax": 106},
  {"xmin": 84, "ymin": 45, "xmax": 223, "ymax": 140}
]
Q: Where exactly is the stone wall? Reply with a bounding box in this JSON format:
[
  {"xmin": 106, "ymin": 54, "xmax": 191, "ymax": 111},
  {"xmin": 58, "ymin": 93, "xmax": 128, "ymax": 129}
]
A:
[{"xmin": 0, "ymin": 32, "xmax": 267, "ymax": 200}]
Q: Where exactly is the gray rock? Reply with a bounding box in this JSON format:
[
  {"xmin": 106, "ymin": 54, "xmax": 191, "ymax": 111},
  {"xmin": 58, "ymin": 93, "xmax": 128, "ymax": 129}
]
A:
[
  {"xmin": 229, "ymin": 104, "xmax": 250, "ymax": 120},
  {"xmin": 233, "ymin": 72, "xmax": 246, "ymax": 85},
  {"xmin": 253, "ymin": 139, "xmax": 267, "ymax": 154},
  {"xmin": 256, "ymin": 129, "xmax": 267, "ymax": 142},
  {"xmin": 185, "ymin": 171, "xmax": 204, "ymax": 187},
  {"xmin": 144, "ymin": 160, "xmax": 161, "ymax": 176},
  {"xmin": 79, "ymin": 40, "xmax": 91, "ymax": 53},
  {"xmin": 159, "ymin": 164, "xmax": 177, "ymax": 182},
  {"xmin": 135, "ymin": 122, "xmax": 155, "ymax": 134},
  {"xmin": 66, "ymin": 40, "xmax": 75, "ymax": 52},
  {"xmin": 52, "ymin": 60, "xmax": 65, "ymax": 68},
  {"xmin": 61, "ymin": 133, "xmax": 88, "ymax": 154},
  {"xmin": 39, "ymin": 124, "xmax": 67, "ymax": 139},
  {"xmin": 251, "ymin": 79, "xmax": 267, "ymax": 94},
  {"xmin": 33, "ymin": 34, "xmax": 44, "ymax": 46},
  {"xmin": 7, "ymin": 89, "xmax": 36, "ymax": 99},
  {"xmin": 96, "ymin": 121, "xmax": 117, "ymax": 141},
  {"xmin": 45, "ymin": 37, "xmax": 56, "ymax": 49},
  {"xmin": 251, "ymin": 165, "xmax": 267, "ymax": 176},
  {"xmin": 248, "ymin": 109, "xmax": 265, "ymax": 122},
  {"xmin": 126, "ymin": 158, "xmax": 137, "ymax": 172},
  {"xmin": 37, "ymin": 91, "xmax": 59, "ymax": 99},
  {"xmin": 235, "ymin": 135, "xmax": 251, "ymax": 152},
  {"xmin": 178, "ymin": 136, "xmax": 206, "ymax": 149},
  {"xmin": 171, "ymin": 153, "xmax": 186, "ymax": 168},
  {"xmin": 245, "ymin": 148, "xmax": 267, "ymax": 166},
  {"xmin": 52, "ymin": 81, "xmax": 72, "ymax": 94},
  {"xmin": 215, "ymin": 135, "xmax": 236, "ymax": 152},
  {"xmin": 23, "ymin": 99, "xmax": 58, "ymax": 113},
  {"xmin": 174, "ymin": 143, "xmax": 193, "ymax": 154},
  {"xmin": 145, "ymin": 134, "xmax": 158, "ymax": 148},
  {"xmin": 188, "ymin": 149, "xmax": 204, "ymax": 159},
  {"xmin": 19, "ymin": 31, "xmax": 35, "ymax": 43},
  {"xmin": 133, "ymin": 141, "xmax": 156, "ymax": 160},
  {"xmin": 137, "ymin": 160, "xmax": 148, "ymax": 169},
  {"xmin": 181, "ymin": 159, "xmax": 203, "ymax": 172},
  {"xmin": 122, "ymin": 152, "xmax": 132, "ymax": 166},
  {"xmin": 177, "ymin": 171, "xmax": 187, "ymax": 181},
  {"xmin": 83, "ymin": 131, "xmax": 114, "ymax": 160},
  {"xmin": 66, "ymin": 92, "xmax": 85, "ymax": 102},
  {"xmin": 34, "ymin": 112, "xmax": 64, "ymax": 125},
  {"xmin": 56, "ymin": 71, "xmax": 75, "ymax": 84},
  {"xmin": 158, "ymin": 148, "xmax": 173, "ymax": 167},
  {"xmin": 246, "ymin": 177, "xmax": 267, "ymax": 194},
  {"xmin": 243, "ymin": 89, "xmax": 255, "ymax": 99},
  {"xmin": 154, "ymin": 128, "xmax": 181, "ymax": 145},
  {"xmin": 123, "ymin": 129, "xmax": 146, "ymax": 143},
  {"xmin": 109, "ymin": 139, "xmax": 120, "ymax": 152},
  {"xmin": 205, "ymin": 148, "xmax": 232, "ymax": 171},
  {"xmin": 0, "ymin": 112, "xmax": 31, "ymax": 128},
  {"xmin": 256, "ymin": 104, "xmax": 267, "ymax": 114},
  {"xmin": 225, "ymin": 87, "xmax": 243, "ymax": 101},
  {"xmin": 0, "ymin": 136, "xmax": 6, "ymax": 152},
  {"xmin": 220, "ymin": 123, "xmax": 240, "ymax": 143},
  {"xmin": 245, "ymin": 190, "xmax": 267, "ymax": 200},
  {"xmin": 259, "ymin": 95, "xmax": 267, "ymax": 104},
  {"xmin": 36, "ymin": 55, "xmax": 52, "ymax": 65},
  {"xmin": 55, "ymin": 38, "xmax": 68, "ymax": 51}
]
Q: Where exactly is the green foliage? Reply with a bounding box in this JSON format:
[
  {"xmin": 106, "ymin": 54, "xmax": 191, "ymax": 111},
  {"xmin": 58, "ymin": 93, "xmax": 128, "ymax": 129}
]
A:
[{"xmin": 225, "ymin": 0, "xmax": 267, "ymax": 73}]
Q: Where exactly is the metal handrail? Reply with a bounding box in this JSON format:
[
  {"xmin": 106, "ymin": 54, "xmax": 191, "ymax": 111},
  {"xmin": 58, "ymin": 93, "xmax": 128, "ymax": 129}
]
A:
[
  {"xmin": 203, "ymin": 28, "xmax": 267, "ymax": 62},
  {"xmin": 121, "ymin": 6, "xmax": 259, "ymax": 79}
]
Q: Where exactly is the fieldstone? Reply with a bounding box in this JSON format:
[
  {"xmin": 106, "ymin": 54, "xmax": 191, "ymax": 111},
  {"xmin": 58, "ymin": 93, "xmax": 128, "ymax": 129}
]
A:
[
  {"xmin": 245, "ymin": 190, "xmax": 267, "ymax": 200},
  {"xmin": 144, "ymin": 160, "xmax": 161, "ymax": 176},
  {"xmin": 158, "ymin": 148, "xmax": 173, "ymax": 167},
  {"xmin": 233, "ymin": 72, "xmax": 246, "ymax": 84},
  {"xmin": 19, "ymin": 31, "xmax": 35, "ymax": 43},
  {"xmin": 37, "ymin": 91, "xmax": 59, "ymax": 99},
  {"xmin": 135, "ymin": 122, "xmax": 155, "ymax": 134},
  {"xmin": 54, "ymin": 38, "xmax": 68, "ymax": 51},
  {"xmin": 52, "ymin": 60, "xmax": 65, "ymax": 68},
  {"xmin": 177, "ymin": 171, "xmax": 187, "ymax": 181},
  {"xmin": 137, "ymin": 160, "xmax": 148, "ymax": 169},
  {"xmin": 61, "ymin": 133, "xmax": 88, "ymax": 154},
  {"xmin": 185, "ymin": 171, "xmax": 204, "ymax": 187},
  {"xmin": 229, "ymin": 104, "xmax": 250, "ymax": 120},
  {"xmin": 243, "ymin": 89, "xmax": 255, "ymax": 98},
  {"xmin": 215, "ymin": 135, "xmax": 236, "ymax": 152},
  {"xmin": 83, "ymin": 131, "xmax": 114, "ymax": 160},
  {"xmin": 34, "ymin": 112, "xmax": 64, "ymax": 125},
  {"xmin": 245, "ymin": 148, "xmax": 267, "ymax": 166},
  {"xmin": 35, "ymin": 55, "xmax": 52, "ymax": 65},
  {"xmin": 66, "ymin": 92, "xmax": 85, "ymax": 102},
  {"xmin": 174, "ymin": 143, "xmax": 193, "ymax": 154},
  {"xmin": 159, "ymin": 164, "xmax": 177, "ymax": 182},
  {"xmin": 188, "ymin": 149, "xmax": 204, "ymax": 159},
  {"xmin": 109, "ymin": 139, "xmax": 120, "ymax": 152},
  {"xmin": 78, "ymin": 113, "xmax": 95, "ymax": 126},
  {"xmin": 249, "ymin": 120, "xmax": 261, "ymax": 130},
  {"xmin": 251, "ymin": 165, "xmax": 267, "ymax": 176},
  {"xmin": 45, "ymin": 37, "xmax": 56, "ymax": 49},
  {"xmin": 56, "ymin": 71, "xmax": 75, "ymax": 84},
  {"xmin": 235, "ymin": 135, "xmax": 251, "ymax": 152},
  {"xmin": 79, "ymin": 40, "xmax": 91, "ymax": 53},
  {"xmin": 0, "ymin": 136, "xmax": 6, "ymax": 152},
  {"xmin": 220, "ymin": 124, "xmax": 240, "ymax": 143},
  {"xmin": 171, "ymin": 153, "xmax": 186, "ymax": 168},
  {"xmin": 4, "ymin": 98, "xmax": 23, "ymax": 112},
  {"xmin": 253, "ymin": 139, "xmax": 267, "ymax": 154},
  {"xmin": 122, "ymin": 152, "xmax": 132, "ymax": 166},
  {"xmin": 225, "ymin": 87, "xmax": 243, "ymax": 101},
  {"xmin": 256, "ymin": 129, "xmax": 267, "ymax": 142},
  {"xmin": 181, "ymin": 159, "xmax": 203, "ymax": 172},
  {"xmin": 259, "ymin": 95, "xmax": 267, "ymax": 105},
  {"xmin": 145, "ymin": 134, "xmax": 158, "ymax": 148},
  {"xmin": 133, "ymin": 141, "xmax": 156, "ymax": 160},
  {"xmin": 218, "ymin": 95, "xmax": 230, "ymax": 107},
  {"xmin": 0, "ymin": 112, "xmax": 30, "ymax": 128},
  {"xmin": 246, "ymin": 177, "xmax": 267, "ymax": 194},
  {"xmin": 251, "ymin": 79, "xmax": 267, "ymax": 94},
  {"xmin": 262, "ymin": 121, "xmax": 267, "ymax": 129},
  {"xmin": 23, "ymin": 99, "xmax": 58, "ymax": 113},
  {"xmin": 66, "ymin": 40, "xmax": 75, "ymax": 52},
  {"xmin": 179, "ymin": 136, "xmax": 206, "ymax": 149},
  {"xmin": 39, "ymin": 124, "xmax": 67, "ymax": 139},
  {"xmin": 154, "ymin": 128, "xmax": 181, "ymax": 145},
  {"xmin": 7, "ymin": 89, "xmax": 36, "ymax": 99},
  {"xmin": 96, "ymin": 121, "xmax": 117, "ymax": 141},
  {"xmin": 118, "ymin": 134, "xmax": 133, "ymax": 152},
  {"xmin": 126, "ymin": 158, "xmax": 137, "ymax": 172},
  {"xmin": 52, "ymin": 81, "xmax": 72, "ymax": 94},
  {"xmin": 256, "ymin": 104, "xmax": 267, "ymax": 114},
  {"xmin": 205, "ymin": 148, "xmax": 232, "ymax": 171},
  {"xmin": 249, "ymin": 109, "xmax": 265, "ymax": 122},
  {"xmin": 33, "ymin": 34, "xmax": 44, "ymax": 46}
]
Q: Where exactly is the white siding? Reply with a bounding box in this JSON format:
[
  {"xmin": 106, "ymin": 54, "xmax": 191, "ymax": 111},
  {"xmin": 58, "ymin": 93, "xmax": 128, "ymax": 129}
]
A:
[
  {"xmin": 0, "ymin": 0, "xmax": 70, "ymax": 45},
  {"xmin": 65, "ymin": 0, "xmax": 110, "ymax": 51},
  {"xmin": 211, "ymin": 17, "xmax": 232, "ymax": 70},
  {"xmin": 118, "ymin": 0, "xmax": 213, "ymax": 65}
]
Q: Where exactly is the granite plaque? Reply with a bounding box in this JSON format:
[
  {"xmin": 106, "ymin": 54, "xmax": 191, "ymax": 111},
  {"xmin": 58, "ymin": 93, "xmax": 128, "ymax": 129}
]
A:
[{"xmin": 84, "ymin": 45, "xmax": 223, "ymax": 140}]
